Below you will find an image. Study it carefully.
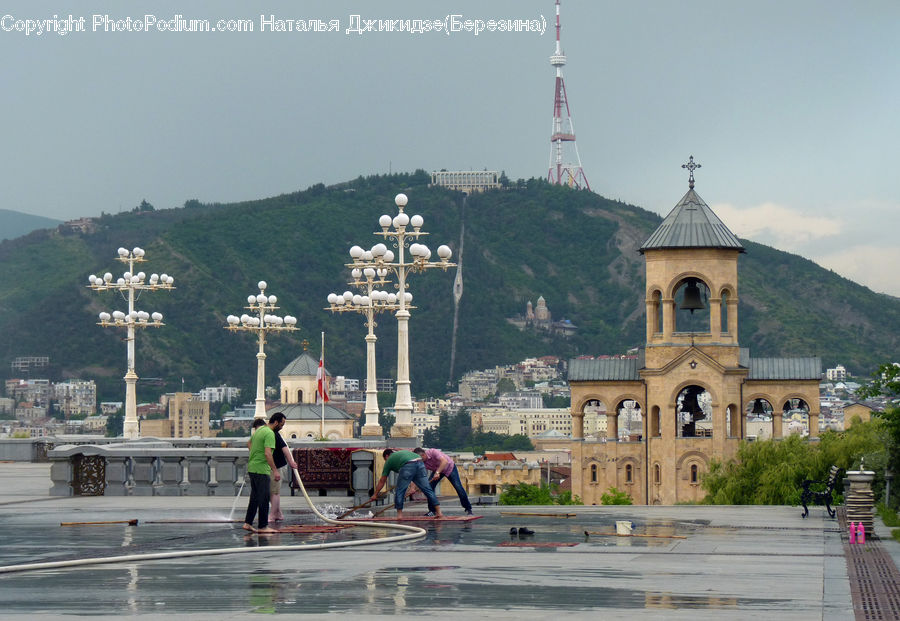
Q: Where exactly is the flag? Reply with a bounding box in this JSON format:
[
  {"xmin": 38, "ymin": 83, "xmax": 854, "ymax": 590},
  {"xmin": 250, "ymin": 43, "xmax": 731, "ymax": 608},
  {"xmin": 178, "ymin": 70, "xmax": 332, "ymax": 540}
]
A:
[{"xmin": 316, "ymin": 353, "xmax": 329, "ymax": 404}]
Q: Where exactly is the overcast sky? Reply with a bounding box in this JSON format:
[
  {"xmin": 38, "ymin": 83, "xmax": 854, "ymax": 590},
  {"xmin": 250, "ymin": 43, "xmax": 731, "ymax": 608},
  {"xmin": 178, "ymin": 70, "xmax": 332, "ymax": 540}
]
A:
[{"xmin": 2, "ymin": 1, "xmax": 898, "ymax": 295}]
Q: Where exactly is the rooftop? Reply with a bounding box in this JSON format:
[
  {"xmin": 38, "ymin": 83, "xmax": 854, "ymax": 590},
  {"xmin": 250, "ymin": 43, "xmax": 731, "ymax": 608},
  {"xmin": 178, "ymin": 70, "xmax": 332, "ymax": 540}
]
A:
[{"xmin": 0, "ymin": 463, "xmax": 895, "ymax": 619}]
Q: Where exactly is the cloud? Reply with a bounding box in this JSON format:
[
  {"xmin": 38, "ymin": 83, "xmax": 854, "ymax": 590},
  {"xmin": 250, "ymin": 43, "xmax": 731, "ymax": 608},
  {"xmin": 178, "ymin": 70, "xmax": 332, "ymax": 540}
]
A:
[
  {"xmin": 813, "ymin": 246, "xmax": 900, "ymax": 298},
  {"xmin": 709, "ymin": 200, "xmax": 900, "ymax": 296},
  {"xmin": 710, "ymin": 202, "xmax": 842, "ymax": 247}
]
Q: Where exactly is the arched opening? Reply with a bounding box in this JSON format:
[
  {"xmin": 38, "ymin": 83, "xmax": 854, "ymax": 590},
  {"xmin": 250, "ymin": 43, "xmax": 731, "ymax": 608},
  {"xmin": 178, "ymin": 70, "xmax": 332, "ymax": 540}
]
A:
[
  {"xmin": 726, "ymin": 404, "xmax": 741, "ymax": 437},
  {"xmin": 650, "ymin": 405, "xmax": 661, "ymax": 437},
  {"xmin": 290, "ymin": 433, "xmax": 298, "ymax": 439},
  {"xmin": 690, "ymin": 464, "xmax": 699, "ymax": 484},
  {"xmin": 625, "ymin": 464, "xmax": 633, "ymax": 484},
  {"xmin": 297, "ymin": 389, "xmax": 303, "ymax": 403},
  {"xmin": 674, "ymin": 278, "xmax": 710, "ymax": 333},
  {"xmin": 283, "ymin": 390, "xmax": 288, "ymax": 403},
  {"xmin": 654, "ymin": 463, "xmax": 661, "ymax": 485},
  {"xmin": 676, "ymin": 385, "xmax": 711, "ymax": 438},
  {"xmin": 746, "ymin": 398, "xmax": 774, "ymax": 440},
  {"xmin": 617, "ymin": 400, "xmax": 642, "ymax": 441},
  {"xmin": 581, "ymin": 399, "xmax": 607, "ymax": 438},
  {"xmin": 720, "ymin": 290, "xmax": 729, "ymax": 334},
  {"xmin": 651, "ymin": 289, "xmax": 663, "ymax": 334},
  {"xmin": 590, "ymin": 464, "xmax": 598, "ymax": 483},
  {"xmin": 783, "ymin": 398, "xmax": 810, "ymax": 436}
]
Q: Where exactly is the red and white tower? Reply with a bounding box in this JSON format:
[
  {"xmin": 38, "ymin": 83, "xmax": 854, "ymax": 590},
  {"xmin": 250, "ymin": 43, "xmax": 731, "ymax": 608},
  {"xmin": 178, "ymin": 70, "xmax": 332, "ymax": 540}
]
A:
[{"xmin": 547, "ymin": 0, "xmax": 590, "ymax": 190}]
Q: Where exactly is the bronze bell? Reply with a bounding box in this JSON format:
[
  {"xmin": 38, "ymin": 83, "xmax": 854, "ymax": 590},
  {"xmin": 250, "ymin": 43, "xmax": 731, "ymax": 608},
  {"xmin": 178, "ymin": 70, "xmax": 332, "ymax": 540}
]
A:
[
  {"xmin": 681, "ymin": 391, "xmax": 702, "ymax": 416},
  {"xmin": 751, "ymin": 399, "xmax": 766, "ymax": 415},
  {"xmin": 680, "ymin": 279, "xmax": 705, "ymax": 313}
]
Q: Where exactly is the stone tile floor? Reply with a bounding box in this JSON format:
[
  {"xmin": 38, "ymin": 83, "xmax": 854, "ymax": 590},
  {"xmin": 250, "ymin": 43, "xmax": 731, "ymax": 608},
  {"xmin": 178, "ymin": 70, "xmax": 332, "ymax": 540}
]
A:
[{"xmin": 0, "ymin": 462, "xmax": 890, "ymax": 619}]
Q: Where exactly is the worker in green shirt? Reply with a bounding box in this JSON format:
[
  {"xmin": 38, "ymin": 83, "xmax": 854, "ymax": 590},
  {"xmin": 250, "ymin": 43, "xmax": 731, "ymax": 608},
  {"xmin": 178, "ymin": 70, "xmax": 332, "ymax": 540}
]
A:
[
  {"xmin": 243, "ymin": 412, "xmax": 285, "ymax": 533},
  {"xmin": 370, "ymin": 448, "xmax": 443, "ymax": 518}
]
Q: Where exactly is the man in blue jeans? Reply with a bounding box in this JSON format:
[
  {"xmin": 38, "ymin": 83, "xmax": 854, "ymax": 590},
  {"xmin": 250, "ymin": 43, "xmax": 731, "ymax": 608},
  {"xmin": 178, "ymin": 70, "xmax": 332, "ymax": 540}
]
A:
[
  {"xmin": 370, "ymin": 449, "xmax": 443, "ymax": 518},
  {"xmin": 414, "ymin": 446, "xmax": 473, "ymax": 515}
]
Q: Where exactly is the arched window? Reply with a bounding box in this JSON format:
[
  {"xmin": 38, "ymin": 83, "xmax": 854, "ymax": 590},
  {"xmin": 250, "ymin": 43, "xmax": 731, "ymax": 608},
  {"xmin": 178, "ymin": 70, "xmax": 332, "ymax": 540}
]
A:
[
  {"xmin": 652, "ymin": 290, "xmax": 663, "ymax": 333},
  {"xmin": 654, "ymin": 464, "xmax": 661, "ymax": 484},
  {"xmin": 721, "ymin": 290, "xmax": 729, "ymax": 333},
  {"xmin": 690, "ymin": 464, "xmax": 699, "ymax": 484},
  {"xmin": 590, "ymin": 464, "xmax": 598, "ymax": 483},
  {"xmin": 297, "ymin": 390, "xmax": 303, "ymax": 403},
  {"xmin": 625, "ymin": 464, "xmax": 633, "ymax": 483},
  {"xmin": 651, "ymin": 406, "xmax": 661, "ymax": 437},
  {"xmin": 675, "ymin": 278, "xmax": 710, "ymax": 333}
]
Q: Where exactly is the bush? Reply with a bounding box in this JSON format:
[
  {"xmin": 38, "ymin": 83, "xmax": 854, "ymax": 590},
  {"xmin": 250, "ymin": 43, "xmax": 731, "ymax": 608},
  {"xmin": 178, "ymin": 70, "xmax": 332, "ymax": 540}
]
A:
[
  {"xmin": 600, "ymin": 487, "xmax": 632, "ymax": 505},
  {"xmin": 498, "ymin": 482, "xmax": 583, "ymax": 505},
  {"xmin": 702, "ymin": 422, "xmax": 887, "ymax": 505}
]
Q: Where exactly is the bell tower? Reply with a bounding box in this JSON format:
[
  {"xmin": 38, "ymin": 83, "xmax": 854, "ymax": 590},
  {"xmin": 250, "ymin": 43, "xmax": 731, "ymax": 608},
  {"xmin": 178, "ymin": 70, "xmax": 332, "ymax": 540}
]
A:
[{"xmin": 639, "ymin": 156, "xmax": 745, "ymax": 370}]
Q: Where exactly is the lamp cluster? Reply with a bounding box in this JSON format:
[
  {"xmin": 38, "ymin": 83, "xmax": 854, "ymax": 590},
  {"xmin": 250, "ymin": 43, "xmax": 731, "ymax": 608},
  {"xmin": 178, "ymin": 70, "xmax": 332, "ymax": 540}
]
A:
[
  {"xmin": 86, "ymin": 245, "xmax": 176, "ymax": 439},
  {"xmin": 88, "ymin": 247, "xmax": 175, "ymax": 327},
  {"xmin": 225, "ymin": 281, "xmax": 298, "ymax": 331},
  {"xmin": 325, "ymin": 193, "xmax": 456, "ymax": 438}
]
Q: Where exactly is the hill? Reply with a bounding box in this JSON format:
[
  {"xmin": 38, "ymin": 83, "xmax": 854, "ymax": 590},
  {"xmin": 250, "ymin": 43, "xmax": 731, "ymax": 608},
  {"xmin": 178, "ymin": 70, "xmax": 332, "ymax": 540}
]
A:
[
  {"xmin": 0, "ymin": 209, "xmax": 61, "ymax": 242},
  {"xmin": 0, "ymin": 171, "xmax": 897, "ymax": 401}
]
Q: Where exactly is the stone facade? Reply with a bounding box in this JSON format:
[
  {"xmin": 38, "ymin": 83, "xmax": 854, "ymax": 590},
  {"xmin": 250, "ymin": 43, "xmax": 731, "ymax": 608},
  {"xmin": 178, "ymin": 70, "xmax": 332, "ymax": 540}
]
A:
[{"xmin": 567, "ymin": 179, "xmax": 821, "ymax": 505}]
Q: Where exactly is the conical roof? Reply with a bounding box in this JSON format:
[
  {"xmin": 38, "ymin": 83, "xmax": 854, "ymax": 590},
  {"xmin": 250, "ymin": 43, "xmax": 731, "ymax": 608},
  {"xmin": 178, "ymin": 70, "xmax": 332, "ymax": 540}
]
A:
[
  {"xmin": 279, "ymin": 352, "xmax": 324, "ymax": 377},
  {"xmin": 640, "ymin": 188, "xmax": 744, "ymax": 253}
]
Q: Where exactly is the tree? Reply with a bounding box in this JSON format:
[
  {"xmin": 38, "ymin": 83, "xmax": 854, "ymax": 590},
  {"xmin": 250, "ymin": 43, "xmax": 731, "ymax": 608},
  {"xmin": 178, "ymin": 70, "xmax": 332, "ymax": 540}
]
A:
[
  {"xmin": 496, "ymin": 378, "xmax": 516, "ymax": 395},
  {"xmin": 857, "ymin": 362, "xmax": 900, "ymax": 505},
  {"xmin": 106, "ymin": 412, "xmax": 124, "ymax": 437},
  {"xmin": 380, "ymin": 412, "xmax": 396, "ymax": 438},
  {"xmin": 702, "ymin": 426, "xmax": 886, "ymax": 505}
]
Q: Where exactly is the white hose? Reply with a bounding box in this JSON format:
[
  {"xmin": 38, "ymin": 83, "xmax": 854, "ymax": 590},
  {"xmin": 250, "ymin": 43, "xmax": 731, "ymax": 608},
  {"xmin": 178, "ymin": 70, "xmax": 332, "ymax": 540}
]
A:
[{"xmin": 0, "ymin": 468, "xmax": 424, "ymax": 575}]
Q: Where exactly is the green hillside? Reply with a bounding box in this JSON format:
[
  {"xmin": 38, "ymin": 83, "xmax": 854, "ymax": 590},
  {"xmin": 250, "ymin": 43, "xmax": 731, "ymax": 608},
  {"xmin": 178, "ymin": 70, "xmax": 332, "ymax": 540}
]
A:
[{"xmin": 1, "ymin": 171, "xmax": 897, "ymax": 401}]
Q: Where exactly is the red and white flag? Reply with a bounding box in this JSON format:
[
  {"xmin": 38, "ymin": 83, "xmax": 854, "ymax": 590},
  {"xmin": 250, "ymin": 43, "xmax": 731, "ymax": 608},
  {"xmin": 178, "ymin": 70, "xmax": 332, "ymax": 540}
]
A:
[{"xmin": 316, "ymin": 352, "xmax": 329, "ymax": 404}]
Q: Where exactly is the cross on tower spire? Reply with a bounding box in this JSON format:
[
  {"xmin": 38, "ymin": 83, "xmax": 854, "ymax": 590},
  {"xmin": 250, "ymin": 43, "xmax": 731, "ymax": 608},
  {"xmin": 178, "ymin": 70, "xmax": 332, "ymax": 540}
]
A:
[{"xmin": 682, "ymin": 155, "xmax": 701, "ymax": 189}]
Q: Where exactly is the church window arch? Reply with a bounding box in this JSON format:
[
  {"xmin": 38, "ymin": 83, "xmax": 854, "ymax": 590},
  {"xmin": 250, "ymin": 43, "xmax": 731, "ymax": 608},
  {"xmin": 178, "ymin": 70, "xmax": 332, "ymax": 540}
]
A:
[
  {"xmin": 590, "ymin": 464, "xmax": 598, "ymax": 483},
  {"xmin": 654, "ymin": 463, "xmax": 661, "ymax": 485},
  {"xmin": 674, "ymin": 277, "xmax": 710, "ymax": 333},
  {"xmin": 625, "ymin": 464, "xmax": 633, "ymax": 483},
  {"xmin": 721, "ymin": 290, "xmax": 729, "ymax": 333},
  {"xmin": 675, "ymin": 384, "xmax": 712, "ymax": 438},
  {"xmin": 297, "ymin": 389, "xmax": 303, "ymax": 403},
  {"xmin": 690, "ymin": 464, "xmax": 699, "ymax": 484}
]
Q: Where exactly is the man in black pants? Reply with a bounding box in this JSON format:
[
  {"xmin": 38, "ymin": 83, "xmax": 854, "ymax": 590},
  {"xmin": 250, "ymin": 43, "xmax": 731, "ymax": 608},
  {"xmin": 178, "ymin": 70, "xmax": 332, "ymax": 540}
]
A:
[{"xmin": 243, "ymin": 413, "xmax": 285, "ymax": 533}]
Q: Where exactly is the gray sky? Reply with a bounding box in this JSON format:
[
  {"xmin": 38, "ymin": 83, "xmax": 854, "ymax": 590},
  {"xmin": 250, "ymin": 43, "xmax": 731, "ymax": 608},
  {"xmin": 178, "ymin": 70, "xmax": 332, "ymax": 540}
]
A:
[{"xmin": 3, "ymin": 1, "xmax": 898, "ymax": 295}]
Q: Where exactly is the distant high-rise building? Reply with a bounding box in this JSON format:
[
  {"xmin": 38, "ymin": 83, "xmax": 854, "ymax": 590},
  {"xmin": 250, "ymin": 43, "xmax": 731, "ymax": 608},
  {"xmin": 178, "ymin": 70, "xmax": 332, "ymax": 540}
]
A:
[{"xmin": 547, "ymin": 0, "xmax": 589, "ymax": 190}]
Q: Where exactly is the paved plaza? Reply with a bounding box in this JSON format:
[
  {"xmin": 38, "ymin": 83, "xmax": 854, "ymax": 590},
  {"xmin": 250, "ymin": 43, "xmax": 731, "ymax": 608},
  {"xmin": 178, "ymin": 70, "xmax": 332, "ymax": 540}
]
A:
[{"xmin": 0, "ymin": 462, "xmax": 895, "ymax": 619}]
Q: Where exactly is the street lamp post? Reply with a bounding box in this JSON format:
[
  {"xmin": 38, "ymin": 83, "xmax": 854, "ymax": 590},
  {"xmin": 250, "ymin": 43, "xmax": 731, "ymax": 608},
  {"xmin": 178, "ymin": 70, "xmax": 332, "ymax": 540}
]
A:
[
  {"xmin": 225, "ymin": 281, "xmax": 299, "ymax": 420},
  {"xmin": 371, "ymin": 193, "xmax": 455, "ymax": 438},
  {"xmin": 327, "ymin": 254, "xmax": 400, "ymax": 437},
  {"xmin": 88, "ymin": 246, "xmax": 175, "ymax": 439}
]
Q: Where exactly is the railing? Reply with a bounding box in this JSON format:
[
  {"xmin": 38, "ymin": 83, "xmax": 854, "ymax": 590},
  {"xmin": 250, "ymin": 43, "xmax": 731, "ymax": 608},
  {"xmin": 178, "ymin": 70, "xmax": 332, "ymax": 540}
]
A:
[{"xmin": 47, "ymin": 439, "xmax": 388, "ymax": 498}]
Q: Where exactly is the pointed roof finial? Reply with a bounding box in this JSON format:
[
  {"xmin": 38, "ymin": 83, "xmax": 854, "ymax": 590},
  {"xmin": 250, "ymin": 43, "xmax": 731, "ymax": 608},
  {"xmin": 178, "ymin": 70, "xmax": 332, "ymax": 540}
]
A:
[
  {"xmin": 301, "ymin": 339, "xmax": 309, "ymax": 351},
  {"xmin": 682, "ymin": 155, "xmax": 701, "ymax": 190}
]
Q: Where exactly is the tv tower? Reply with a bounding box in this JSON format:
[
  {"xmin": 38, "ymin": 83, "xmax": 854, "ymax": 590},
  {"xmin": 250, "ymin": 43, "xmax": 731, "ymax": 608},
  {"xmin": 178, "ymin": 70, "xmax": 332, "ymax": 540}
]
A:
[{"xmin": 547, "ymin": 0, "xmax": 590, "ymax": 190}]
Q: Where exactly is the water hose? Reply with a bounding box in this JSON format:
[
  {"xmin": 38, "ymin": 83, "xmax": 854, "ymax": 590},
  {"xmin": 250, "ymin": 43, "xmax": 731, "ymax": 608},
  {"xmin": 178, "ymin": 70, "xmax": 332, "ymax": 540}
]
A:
[{"xmin": 0, "ymin": 467, "xmax": 425, "ymax": 575}]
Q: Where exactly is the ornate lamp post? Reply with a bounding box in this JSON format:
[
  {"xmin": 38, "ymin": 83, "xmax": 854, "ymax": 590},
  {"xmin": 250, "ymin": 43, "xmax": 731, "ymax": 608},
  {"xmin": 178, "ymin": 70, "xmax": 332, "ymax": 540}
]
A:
[
  {"xmin": 326, "ymin": 253, "xmax": 400, "ymax": 437},
  {"xmin": 371, "ymin": 193, "xmax": 455, "ymax": 438},
  {"xmin": 88, "ymin": 246, "xmax": 174, "ymax": 439},
  {"xmin": 225, "ymin": 281, "xmax": 299, "ymax": 419}
]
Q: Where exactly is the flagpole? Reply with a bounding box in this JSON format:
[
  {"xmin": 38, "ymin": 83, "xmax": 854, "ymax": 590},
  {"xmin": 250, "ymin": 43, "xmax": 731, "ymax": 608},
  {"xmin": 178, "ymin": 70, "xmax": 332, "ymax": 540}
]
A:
[{"xmin": 320, "ymin": 331, "xmax": 325, "ymax": 439}]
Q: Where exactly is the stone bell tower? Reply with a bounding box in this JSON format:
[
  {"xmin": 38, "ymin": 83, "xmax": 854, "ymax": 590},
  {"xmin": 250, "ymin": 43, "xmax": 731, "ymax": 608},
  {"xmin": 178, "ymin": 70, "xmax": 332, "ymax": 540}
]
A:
[
  {"xmin": 640, "ymin": 155, "xmax": 744, "ymax": 367},
  {"xmin": 568, "ymin": 157, "xmax": 821, "ymax": 505}
]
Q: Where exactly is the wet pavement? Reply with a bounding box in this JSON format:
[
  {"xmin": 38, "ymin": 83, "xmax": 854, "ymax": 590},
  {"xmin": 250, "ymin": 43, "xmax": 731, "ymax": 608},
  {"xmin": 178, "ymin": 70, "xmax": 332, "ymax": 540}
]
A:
[{"xmin": 0, "ymin": 463, "xmax": 862, "ymax": 619}]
